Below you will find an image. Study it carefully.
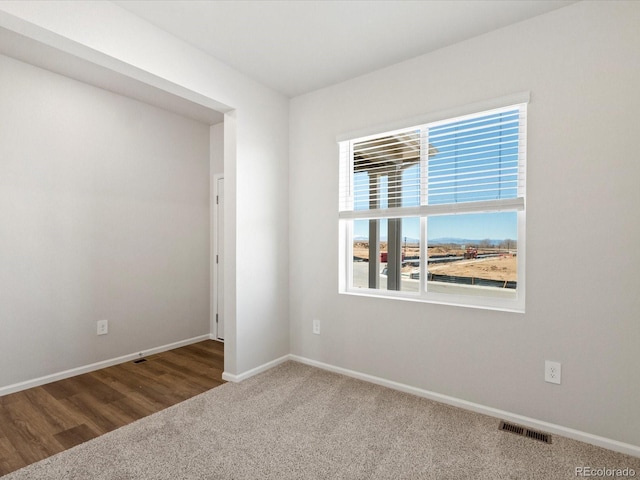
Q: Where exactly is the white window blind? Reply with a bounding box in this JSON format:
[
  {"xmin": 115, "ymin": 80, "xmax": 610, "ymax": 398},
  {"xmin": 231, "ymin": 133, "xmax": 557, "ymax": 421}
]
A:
[
  {"xmin": 339, "ymin": 104, "xmax": 526, "ymax": 218},
  {"xmin": 352, "ymin": 130, "xmax": 421, "ymax": 210},
  {"xmin": 428, "ymin": 107, "xmax": 523, "ymax": 205}
]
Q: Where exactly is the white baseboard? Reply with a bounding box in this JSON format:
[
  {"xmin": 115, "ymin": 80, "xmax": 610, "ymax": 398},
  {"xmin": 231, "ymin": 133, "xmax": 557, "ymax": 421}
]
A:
[
  {"xmin": 0, "ymin": 334, "xmax": 211, "ymax": 397},
  {"xmin": 222, "ymin": 354, "xmax": 289, "ymax": 383},
  {"xmin": 289, "ymin": 354, "xmax": 640, "ymax": 459}
]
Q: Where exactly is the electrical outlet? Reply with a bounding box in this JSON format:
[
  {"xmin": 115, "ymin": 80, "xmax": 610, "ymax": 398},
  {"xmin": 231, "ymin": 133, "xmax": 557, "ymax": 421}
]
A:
[
  {"xmin": 545, "ymin": 360, "xmax": 561, "ymax": 384},
  {"xmin": 97, "ymin": 319, "xmax": 108, "ymax": 336},
  {"xmin": 312, "ymin": 319, "xmax": 321, "ymax": 335}
]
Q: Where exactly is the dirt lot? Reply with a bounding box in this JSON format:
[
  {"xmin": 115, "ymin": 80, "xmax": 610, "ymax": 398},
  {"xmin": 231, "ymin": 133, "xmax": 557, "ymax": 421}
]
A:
[
  {"xmin": 428, "ymin": 255, "xmax": 517, "ymax": 282},
  {"xmin": 353, "ymin": 242, "xmax": 517, "ymax": 282}
]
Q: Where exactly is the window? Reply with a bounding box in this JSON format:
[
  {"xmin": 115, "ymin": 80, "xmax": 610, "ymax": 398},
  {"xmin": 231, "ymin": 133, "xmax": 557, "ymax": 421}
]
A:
[{"xmin": 339, "ymin": 98, "xmax": 527, "ymax": 312}]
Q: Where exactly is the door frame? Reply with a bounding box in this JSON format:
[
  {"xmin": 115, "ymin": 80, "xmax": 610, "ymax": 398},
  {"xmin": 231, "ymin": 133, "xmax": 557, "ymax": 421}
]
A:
[{"xmin": 212, "ymin": 173, "xmax": 224, "ymax": 341}]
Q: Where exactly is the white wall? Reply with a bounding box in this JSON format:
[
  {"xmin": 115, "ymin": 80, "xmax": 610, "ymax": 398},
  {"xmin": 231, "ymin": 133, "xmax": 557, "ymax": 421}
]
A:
[
  {"xmin": 289, "ymin": 0, "xmax": 640, "ymax": 448},
  {"xmin": 0, "ymin": 1, "xmax": 290, "ymax": 379},
  {"xmin": 0, "ymin": 54, "xmax": 210, "ymax": 387},
  {"xmin": 210, "ymin": 123, "xmax": 224, "ymax": 176}
]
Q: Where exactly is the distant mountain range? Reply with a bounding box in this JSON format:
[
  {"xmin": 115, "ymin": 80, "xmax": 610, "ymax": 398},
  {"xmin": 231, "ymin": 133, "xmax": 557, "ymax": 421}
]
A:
[
  {"xmin": 428, "ymin": 237, "xmax": 505, "ymax": 246},
  {"xmin": 354, "ymin": 236, "xmax": 508, "ymax": 246},
  {"xmin": 354, "ymin": 236, "xmax": 420, "ymax": 243}
]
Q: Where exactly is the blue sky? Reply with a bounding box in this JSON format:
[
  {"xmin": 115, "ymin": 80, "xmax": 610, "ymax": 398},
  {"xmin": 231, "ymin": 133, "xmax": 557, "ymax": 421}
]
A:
[{"xmin": 354, "ymin": 211, "xmax": 517, "ymax": 243}]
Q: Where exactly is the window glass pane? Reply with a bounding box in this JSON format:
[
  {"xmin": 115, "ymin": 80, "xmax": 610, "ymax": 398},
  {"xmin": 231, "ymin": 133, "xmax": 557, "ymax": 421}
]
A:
[
  {"xmin": 426, "ymin": 212, "xmax": 517, "ymax": 298},
  {"xmin": 428, "ymin": 110, "xmax": 520, "ymax": 205},
  {"xmin": 351, "ymin": 217, "xmax": 420, "ymax": 292}
]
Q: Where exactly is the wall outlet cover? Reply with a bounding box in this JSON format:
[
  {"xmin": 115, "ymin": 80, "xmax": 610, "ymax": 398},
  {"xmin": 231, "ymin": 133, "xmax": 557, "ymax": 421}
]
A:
[
  {"xmin": 97, "ymin": 319, "xmax": 108, "ymax": 336},
  {"xmin": 545, "ymin": 360, "xmax": 561, "ymax": 384}
]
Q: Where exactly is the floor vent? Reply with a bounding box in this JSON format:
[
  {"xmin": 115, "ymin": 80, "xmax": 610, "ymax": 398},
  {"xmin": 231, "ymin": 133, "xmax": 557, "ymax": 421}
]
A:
[
  {"xmin": 499, "ymin": 421, "xmax": 552, "ymax": 444},
  {"xmin": 133, "ymin": 358, "xmax": 147, "ymax": 364},
  {"xmin": 499, "ymin": 421, "xmax": 525, "ymax": 436},
  {"xmin": 525, "ymin": 428, "xmax": 552, "ymax": 444}
]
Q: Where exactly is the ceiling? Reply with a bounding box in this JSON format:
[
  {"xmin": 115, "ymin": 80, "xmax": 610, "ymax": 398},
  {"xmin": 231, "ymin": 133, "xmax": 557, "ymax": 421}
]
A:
[{"xmin": 114, "ymin": 0, "xmax": 577, "ymax": 98}]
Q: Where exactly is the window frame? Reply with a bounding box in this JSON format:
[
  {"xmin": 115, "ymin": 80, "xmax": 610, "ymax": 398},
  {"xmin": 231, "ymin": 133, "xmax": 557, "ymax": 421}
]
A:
[{"xmin": 338, "ymin": 94, "xmax": 528, "ymax": 313}]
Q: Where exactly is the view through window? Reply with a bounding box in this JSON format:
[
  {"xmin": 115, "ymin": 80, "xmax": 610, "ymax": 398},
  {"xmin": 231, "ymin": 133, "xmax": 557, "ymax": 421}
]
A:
[{"xmin": 339, "ymin": 101, "xmax": 527, "ymax": 311}]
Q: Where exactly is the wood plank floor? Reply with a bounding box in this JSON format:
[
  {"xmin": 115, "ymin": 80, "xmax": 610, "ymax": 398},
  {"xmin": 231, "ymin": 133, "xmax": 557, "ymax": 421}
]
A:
[{"xmin": 0, "ymin": 340, "xmax": 224, "ymax": 476}]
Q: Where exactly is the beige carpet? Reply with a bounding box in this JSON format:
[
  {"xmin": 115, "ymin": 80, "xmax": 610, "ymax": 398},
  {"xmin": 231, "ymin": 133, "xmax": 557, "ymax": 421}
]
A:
[{"xmin": 5, "ymin": 361, "xmax": 639, "ymax": 479}]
